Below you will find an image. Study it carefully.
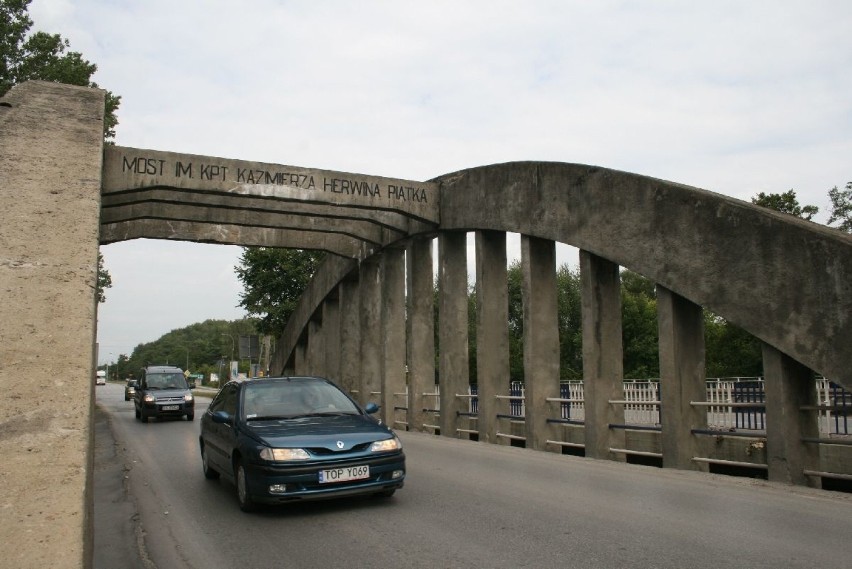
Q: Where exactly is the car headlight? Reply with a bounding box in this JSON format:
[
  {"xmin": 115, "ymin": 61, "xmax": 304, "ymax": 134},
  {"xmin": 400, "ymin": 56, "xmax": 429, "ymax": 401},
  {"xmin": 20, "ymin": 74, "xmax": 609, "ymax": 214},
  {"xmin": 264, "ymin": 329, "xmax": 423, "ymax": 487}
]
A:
[
  {"xmin": 370, "ymin": 436, "xmax": 402, "ymax": 453},
  {"xmin": 184, "ymin": 394, "xmax": 193, "ymax": 402},
  {"xmin": 144, "ymin": 394, "xmax": 155, "ymax": 403},
  {"xmin": 259, "ymin": 447, "xmax": 311, "ymax": 461}
]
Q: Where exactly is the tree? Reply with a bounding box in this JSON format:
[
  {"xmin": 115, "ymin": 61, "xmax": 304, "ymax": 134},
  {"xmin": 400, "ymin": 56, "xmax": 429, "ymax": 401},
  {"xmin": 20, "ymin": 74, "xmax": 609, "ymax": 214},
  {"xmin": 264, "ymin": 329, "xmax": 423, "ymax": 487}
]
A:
[
  {"xmin": 827, "ymin": 182, "xmax": 852, "ymax": 233},
  {"xmin": 1, "ymin": 0, "xmax": 120, "ymax": 141},
  {"xmin": 96, "ymin": 252, "xmax": 111, "ymax": 303},
  {"xmin": 235, "ymin": 248, "xmax": 325, "ymax": 335},
  {"xmin": 751, "ymin": 190, "xmax": 818, "ymax": 221}
]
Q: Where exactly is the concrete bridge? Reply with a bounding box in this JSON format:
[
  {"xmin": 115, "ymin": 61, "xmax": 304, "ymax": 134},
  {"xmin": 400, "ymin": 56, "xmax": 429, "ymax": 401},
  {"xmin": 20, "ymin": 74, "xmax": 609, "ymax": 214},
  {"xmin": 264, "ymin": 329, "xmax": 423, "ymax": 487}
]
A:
[{"xmin": 2, "ymin": 81, "xmax": 851, "ymax": 567}]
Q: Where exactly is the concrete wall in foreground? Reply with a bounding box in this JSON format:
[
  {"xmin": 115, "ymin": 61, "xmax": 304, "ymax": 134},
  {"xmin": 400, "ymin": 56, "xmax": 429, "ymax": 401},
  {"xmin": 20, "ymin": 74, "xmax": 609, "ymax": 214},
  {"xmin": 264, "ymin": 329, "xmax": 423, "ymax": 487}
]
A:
[{"xmin": 0, "ymin": 82, "xmax": 105, "ymax": 569}]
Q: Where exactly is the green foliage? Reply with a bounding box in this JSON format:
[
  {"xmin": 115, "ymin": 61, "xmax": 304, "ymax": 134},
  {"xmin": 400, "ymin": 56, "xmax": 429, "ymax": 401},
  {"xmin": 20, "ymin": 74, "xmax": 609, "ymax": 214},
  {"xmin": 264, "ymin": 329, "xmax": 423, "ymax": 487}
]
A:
[
  {"xmin": 234, "ymin": 247, "xmax": 324, "ymax": 335},
  {"xmin": 109, "ymin": 318, "xmax": 259, "ymax": 382},
  {"xmin": 703, "ymin": 312, "xmax": 762, "ymax": 377},
  {"xmin": 620, "ymin": 270, "xmax": 659, "ymax": 379},
  {"xmin": 0, "ymin": 0, "xmax": 121, "ymax": 141},
  {"xmin": 751, "ymin": 190, "xmax": 818, "ymax": 221},
  {"xmin": 96, "ymin": 252, "xmax": 111, "ymax": 303},
  {"xmin": 827, "ymin": 181, "xmax": 852, "ymax": 233}
]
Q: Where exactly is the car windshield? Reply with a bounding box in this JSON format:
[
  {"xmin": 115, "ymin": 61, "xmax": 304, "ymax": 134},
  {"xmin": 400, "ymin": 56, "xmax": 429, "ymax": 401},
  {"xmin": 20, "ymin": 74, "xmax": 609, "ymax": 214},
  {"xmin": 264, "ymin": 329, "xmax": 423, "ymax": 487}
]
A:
[
  {"xmin": 146, "ymin": 373, "xmax": 188, "ymax": 390},
  {"xmin": 242, "ymin": 380, "xmax": 360, "ymax": 420}
]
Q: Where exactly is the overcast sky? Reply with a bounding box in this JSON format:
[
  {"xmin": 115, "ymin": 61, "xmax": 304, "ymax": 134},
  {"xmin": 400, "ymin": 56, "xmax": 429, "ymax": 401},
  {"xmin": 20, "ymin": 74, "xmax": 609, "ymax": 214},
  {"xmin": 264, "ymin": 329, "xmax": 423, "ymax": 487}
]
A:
[{"xmin": 28, "ymin": 1, "xmax": 852, "ymax": 364}]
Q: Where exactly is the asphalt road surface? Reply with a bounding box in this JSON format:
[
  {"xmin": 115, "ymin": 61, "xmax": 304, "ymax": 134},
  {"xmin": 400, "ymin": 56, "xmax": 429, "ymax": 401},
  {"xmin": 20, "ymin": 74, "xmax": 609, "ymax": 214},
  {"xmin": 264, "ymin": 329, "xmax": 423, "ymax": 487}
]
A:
[{"xmin": 94, "ymin": 382, "xmax": 852, "ymax": 568}]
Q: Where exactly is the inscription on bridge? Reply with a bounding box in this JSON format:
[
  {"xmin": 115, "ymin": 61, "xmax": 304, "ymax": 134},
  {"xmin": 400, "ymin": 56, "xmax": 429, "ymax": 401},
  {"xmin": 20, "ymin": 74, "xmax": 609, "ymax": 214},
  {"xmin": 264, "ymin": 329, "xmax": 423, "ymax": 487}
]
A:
[{"xmin": 102, "ymin": 146, "xmax": 439, "ymax": 222}]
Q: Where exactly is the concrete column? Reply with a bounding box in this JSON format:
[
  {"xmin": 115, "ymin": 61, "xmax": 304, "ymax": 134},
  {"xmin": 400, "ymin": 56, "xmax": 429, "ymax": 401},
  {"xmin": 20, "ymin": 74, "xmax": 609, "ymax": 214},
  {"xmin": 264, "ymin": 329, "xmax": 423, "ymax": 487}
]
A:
[
  {"xmin": 657, "ymin": 286, "xmax": 708, "ymax": 471},
  {"xmin": 322, "ymin": 297, "xmax": 340, "ymax": 382},
  {"xmin": 475, "ymin": 231, "xmax": 510, "ymax": 444},
  {"xmin": 283, "ymin": 353, "xmax": 296, "ymax": 376},
  {"xmin": 763, "ymin": 345, "xmax": 820, "ymax": 486},
  {"xmin": 0, "ymin": 82, "xmax": 105, "ymax": 569},
  {"xmin": 521, "ymin": 236, "xmax": 560, "ymax": 451},
  {"xmin": 580, "ymin": 250, "xmax": 626, "ymax": 460},
  {"xmin": 406, "ymin": 237, "xmax": 435, "ymax": 433},
  {"xmin": 294, "ymin": 337, "xmax": 308, "ymax": 375},
  {"xmin": 307, "ymin": 317, "xmax": 324, "ymax": 377},
  {"xmin": 438, "ymin": 232, "xmax": 469, "ymax": 437},
  {"xmin": 359, "ymin": 256, "xmax": 382, "ymax": 406},
  {"xmin": 381, "ymin": 248, "xmax": 406, "ymax": 427},
  {"xmin": 339, "ymin": 278, "xmax": 361, "ymax": 396}
]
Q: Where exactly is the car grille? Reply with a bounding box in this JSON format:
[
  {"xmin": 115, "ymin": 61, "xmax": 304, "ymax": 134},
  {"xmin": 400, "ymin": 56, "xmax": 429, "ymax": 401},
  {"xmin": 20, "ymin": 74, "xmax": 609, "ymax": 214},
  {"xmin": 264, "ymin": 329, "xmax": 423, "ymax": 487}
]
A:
[
  {"xmin": 157, "ymin": 396, "xmax": 185, "ymax": 404},
  {"xmin": 307, "ymin": 442, "xmax": 372, "ymax": 456}
]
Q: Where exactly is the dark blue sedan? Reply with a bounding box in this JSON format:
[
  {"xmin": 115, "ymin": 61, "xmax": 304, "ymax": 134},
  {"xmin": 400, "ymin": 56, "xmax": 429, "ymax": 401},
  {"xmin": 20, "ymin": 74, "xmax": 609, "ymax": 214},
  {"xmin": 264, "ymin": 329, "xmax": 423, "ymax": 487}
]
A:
[{"xmin": 199, "ymin": 376, "xmax": 405, "ymax": 512}]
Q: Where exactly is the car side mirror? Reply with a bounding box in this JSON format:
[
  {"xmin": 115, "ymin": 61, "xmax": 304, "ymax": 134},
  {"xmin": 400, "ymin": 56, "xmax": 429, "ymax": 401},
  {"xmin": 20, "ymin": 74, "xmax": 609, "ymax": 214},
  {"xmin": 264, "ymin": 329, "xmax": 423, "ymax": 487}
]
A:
[
  {"xmin": 211, "ymin": 410, "xmax": 233, "ymax": 424},
  {"xmin": 364, "ymin": 402, "xmax": 380, "ymax": 414}
]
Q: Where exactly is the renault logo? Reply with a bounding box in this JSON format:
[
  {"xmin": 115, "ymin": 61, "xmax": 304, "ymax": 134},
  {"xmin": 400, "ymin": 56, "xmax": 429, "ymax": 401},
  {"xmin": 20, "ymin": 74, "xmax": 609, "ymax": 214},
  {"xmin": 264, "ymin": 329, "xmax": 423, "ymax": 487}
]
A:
[{"xmin": 336, "ymin": 441, "xmax": 345, "ymax": 449}]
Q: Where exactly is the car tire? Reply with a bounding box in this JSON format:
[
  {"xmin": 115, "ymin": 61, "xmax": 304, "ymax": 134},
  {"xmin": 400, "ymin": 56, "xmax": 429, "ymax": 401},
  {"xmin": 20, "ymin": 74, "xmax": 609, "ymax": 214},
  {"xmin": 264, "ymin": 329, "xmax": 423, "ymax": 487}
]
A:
[
  {"xmin": 375, "ymin": 488, "xmax": 396, "ymax": 498},
  {"xmin": 201, "ymin": 445, "xmax": 219, "ymax": 480},
  {"xmin": 235, "ymin": 460, "xmax": 257, "ymax": 513},
  {"xmin": 141, "ymin": 411, "xmax": 149, "ymax": 423},
  {"xmin": 186, "ymin": 412, "xmax": 194, "ymax": 421},
  {"xmin": 134, "ymin": 406, "xmax": 140, "ymax": 420}
]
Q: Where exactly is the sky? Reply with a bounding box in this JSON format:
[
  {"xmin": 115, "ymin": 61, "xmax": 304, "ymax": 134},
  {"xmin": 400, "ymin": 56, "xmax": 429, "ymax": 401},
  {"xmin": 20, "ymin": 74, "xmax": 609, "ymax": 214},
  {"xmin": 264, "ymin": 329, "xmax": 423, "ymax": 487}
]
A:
[{"xmin": 26, "ymin": 0, "xmax": 852, "ymax": 364}]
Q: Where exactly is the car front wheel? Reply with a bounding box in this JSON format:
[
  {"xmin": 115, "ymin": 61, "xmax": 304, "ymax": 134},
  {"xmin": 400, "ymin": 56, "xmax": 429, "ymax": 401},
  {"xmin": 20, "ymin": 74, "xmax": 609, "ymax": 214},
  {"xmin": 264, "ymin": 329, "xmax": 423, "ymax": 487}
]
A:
[
  {"xmin": 201, "ymin": 445, "xmax": 219, "ymax": 480},
  {"xmin": 235, "ymin": 460, "xmax": 257, "ymax": 513}
]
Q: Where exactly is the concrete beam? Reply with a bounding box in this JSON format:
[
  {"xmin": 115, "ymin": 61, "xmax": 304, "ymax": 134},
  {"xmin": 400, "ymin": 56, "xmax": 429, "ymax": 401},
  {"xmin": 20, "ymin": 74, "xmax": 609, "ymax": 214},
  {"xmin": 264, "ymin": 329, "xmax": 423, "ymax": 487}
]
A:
[
  {"xmin": 104, "ymin": 146, "xmax": 440, "ymax": 224},
  {"xmin": 657, "ymin": 286, "xmax": 708, "ymax": 471},
  {"xmin": 475, "ymin": 231, "xmax": 510, "ymax": 444},
  {"xmin": 522, "ymin": 236, "xmax": 560, "ymax": 451},
  {"xmin": 763, "ymin": 345, "xmax": 820, "ymax": 487},
  {"xmin": 580, "ymin": 250, "xmax": 626, "ymax": 460},
  {"xmin": 439, "ymin": 232, "xmax": 469, "ymax": 438},
  {"xmin": 381, "ymin": 248, "xmax": 406, "ymax": 428},
  {"xmin": 406, "ymin": 238, "xmax": 436, "ymax": 433}
]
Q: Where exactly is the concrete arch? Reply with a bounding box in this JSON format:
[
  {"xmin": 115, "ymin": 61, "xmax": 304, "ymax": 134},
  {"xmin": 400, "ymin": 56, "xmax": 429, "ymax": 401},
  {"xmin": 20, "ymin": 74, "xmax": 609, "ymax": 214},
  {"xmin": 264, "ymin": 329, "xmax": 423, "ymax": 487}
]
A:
[
  {"xmin": 433, "ymin": 162, "xmax": 852, "ymax": 387},
  {"xmin": 274, "ymin": 162, "xmax": 852, "ymax": 391}
]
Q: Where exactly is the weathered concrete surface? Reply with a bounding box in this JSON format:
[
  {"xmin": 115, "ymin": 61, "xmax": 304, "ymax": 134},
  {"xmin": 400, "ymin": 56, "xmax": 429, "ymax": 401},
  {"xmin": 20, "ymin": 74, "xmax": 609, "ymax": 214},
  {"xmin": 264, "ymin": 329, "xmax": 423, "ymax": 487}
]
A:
[
  {"xmin": 435, "ymin": 162, "xmax": 852, "ymax": 389},
  {"xmin": 0, "ymin": 81, "xmax": 104, "ymax": 568}
]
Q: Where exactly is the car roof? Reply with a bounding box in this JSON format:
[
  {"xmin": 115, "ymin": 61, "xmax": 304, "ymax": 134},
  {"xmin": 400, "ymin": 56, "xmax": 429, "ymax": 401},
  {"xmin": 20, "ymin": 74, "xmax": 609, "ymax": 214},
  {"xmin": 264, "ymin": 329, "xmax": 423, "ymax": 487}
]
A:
[{"xmin": 228, "ymin": 375, "xmax": 332, "ymax": 388}]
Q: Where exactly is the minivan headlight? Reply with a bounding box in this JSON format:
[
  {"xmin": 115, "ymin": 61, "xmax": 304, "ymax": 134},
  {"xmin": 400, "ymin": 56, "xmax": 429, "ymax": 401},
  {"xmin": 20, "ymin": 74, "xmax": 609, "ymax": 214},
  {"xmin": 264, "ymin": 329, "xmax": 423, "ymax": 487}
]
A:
[
  {"xmin": 184, "ymin": 393, "xmax": 193, "ymax": 402},
  {"xmin": 370, "ymin": 436, "xmax": 402, "ymax": 452},
  {"xmin": 259, "ymin": 447, "xmax": 310, "ymax": 461}
]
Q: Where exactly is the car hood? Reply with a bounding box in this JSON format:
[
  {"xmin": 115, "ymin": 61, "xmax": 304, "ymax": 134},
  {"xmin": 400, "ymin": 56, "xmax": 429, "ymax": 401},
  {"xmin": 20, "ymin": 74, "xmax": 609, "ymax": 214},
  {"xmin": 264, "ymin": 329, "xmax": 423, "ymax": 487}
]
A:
[{"xmin": 243, "ymin": 414, "xmax": 394, "ymax": 451}]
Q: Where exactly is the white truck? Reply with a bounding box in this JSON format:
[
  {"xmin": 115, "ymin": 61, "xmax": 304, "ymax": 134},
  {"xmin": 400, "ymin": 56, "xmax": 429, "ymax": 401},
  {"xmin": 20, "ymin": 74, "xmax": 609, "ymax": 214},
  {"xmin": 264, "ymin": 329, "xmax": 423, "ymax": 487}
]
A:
[{"xmin": 95, "ymin": 370, "xmax": 106, "ymax": 385}]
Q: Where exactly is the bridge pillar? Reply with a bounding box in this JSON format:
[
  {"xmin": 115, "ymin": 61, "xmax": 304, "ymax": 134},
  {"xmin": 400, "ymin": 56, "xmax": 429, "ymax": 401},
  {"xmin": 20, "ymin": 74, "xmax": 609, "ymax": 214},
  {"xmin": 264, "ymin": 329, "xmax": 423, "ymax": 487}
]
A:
[
  {"xmin": 359, "ymin": 257, "xmax": 382, "ymax": 406},
  {"xmin": 475, "ymin": 231, "xmax": 510, "ymax": 444},
  {"xmin": 322, "ymin": 297, "xmax": 340, "ymax": 383},
  {"xmin": 0, "ymin": 81, "xmax": 104, "ymax": 569},
  {"xmin": 439, "ymin": 231, "xmax": 470, "ymax": 437},
  {"xmin": 339, "ymin": 278, "xmax": 361, "ymax": 395},
  {"xmin": 522, "ymin": 236, "xmax": 560, "ymax": 451},
  {"xmin": 307, "ymin": 317, "xmax": 324, "ymax": 377},
  {"xmin": 657, "ymin": 287, "xmax": 708, "ymax": 471},
  {"xmin": 381, "ymin": 248, "xmax": 406, "ymax": 428},
  {"xmin": 580, "ymin": 251, "xmax": 626, "ymax": 460},
  {"xmin": 406, "ymin": 238, "xmax": 436, "ymax": 433},
  {"xmin": 294, "ymin": 337, "xmax": 308, "ymax": 375},
  {"xmin": 763, "ymin": 345, "xmax": 820, "ymax": 487}
]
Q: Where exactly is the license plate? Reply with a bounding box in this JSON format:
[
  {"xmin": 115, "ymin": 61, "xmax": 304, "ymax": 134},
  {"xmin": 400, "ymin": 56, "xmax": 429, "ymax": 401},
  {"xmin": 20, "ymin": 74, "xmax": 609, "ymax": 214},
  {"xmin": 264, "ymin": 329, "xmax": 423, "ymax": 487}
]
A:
[
  {"xmin": 318, "ymin": 465, "xmax": 370, "ymax": 484},
  {"xmin": 162, "ymin": 405, "xmax": 179, "ymax": 411}
]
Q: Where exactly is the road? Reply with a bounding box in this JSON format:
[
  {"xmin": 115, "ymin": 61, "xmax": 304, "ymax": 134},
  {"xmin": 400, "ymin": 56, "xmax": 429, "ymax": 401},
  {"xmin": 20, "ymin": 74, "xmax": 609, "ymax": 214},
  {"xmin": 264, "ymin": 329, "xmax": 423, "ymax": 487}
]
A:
[{"xmin": 95, "ymin": 382, "xmax": 852, "ymax": 569}]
